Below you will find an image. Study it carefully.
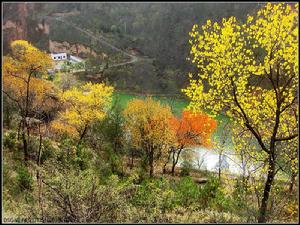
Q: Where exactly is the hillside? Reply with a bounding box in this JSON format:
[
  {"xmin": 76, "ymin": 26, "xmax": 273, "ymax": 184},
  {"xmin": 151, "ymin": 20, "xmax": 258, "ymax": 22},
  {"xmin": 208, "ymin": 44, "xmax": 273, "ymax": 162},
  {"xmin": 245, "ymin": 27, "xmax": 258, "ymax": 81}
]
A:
[{"xmin": 3, "ymin": 2, "xmax": 261, "ymax": 95}]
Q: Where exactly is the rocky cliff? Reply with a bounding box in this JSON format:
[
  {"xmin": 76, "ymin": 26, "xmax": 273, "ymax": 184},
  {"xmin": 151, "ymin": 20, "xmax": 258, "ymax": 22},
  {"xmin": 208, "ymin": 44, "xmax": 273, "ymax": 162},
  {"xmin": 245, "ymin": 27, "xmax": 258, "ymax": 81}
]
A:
[{"xmin": 3, "ymin": 3, "xmax": 51, "ymax": 53}]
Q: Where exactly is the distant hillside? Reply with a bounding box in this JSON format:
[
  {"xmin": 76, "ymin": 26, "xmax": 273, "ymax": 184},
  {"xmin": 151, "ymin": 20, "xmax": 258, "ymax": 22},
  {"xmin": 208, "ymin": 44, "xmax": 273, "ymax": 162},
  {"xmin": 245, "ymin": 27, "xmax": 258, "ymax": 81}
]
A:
[{"xmin": 3, "ymin": 2, "xmax": 261, "ymax": 95}]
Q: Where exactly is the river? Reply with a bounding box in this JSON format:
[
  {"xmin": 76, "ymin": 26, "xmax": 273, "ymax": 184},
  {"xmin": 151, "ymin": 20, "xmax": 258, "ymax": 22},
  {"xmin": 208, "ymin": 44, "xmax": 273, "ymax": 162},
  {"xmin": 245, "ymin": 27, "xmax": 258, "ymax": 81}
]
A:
[{"xmin": 179, "ymin": 146, "xmax": 260, "ymax": 176}]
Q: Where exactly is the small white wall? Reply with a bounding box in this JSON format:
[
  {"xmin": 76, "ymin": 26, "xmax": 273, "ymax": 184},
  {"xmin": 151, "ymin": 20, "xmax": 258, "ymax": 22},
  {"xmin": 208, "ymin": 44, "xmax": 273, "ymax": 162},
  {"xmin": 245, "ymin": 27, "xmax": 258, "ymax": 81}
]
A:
[
  {"xmin": 51, "ymin": 53, "xmax": 67, "ymax": 61},
  {"xmin": 70, "ymin": 55, "xmax": 83, "ymax": 63}
]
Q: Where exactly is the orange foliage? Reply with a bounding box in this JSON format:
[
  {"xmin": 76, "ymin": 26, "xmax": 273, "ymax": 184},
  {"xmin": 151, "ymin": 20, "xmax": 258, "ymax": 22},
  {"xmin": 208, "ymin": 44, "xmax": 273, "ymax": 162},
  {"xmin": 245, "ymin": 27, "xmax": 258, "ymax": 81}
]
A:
[
  {"xmin": 169, "ymin": 110, "xmax": 217, "ymax": 148},
  {"xmin": 50, "ymin": 120, "xmax": 78, "ymax": 138}
]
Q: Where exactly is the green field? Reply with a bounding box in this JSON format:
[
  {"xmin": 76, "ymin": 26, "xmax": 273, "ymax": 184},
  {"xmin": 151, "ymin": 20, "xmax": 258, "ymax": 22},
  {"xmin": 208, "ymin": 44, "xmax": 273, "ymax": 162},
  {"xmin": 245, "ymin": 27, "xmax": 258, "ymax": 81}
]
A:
[{"xmin": 112, "ymin": 91, "xmax": 189, "ymax": 116}]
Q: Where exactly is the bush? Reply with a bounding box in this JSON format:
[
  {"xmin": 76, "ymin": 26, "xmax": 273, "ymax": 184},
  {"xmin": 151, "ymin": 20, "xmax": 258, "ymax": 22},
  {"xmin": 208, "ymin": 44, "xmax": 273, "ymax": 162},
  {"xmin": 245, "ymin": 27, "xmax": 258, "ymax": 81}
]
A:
[
  {"xmin": 105, "ymin": 147, "xmax": 124, "ymax": 176},
  {"xmin": 199, "ymin": 175, "xmax": 220, "ymax": 208},
  {"xmin": 40, "ymin": 138, "xmax": 56, "ymax": 163},
  {"xmin": 94, "ymin": 155, "xmax": 114, "ymax": 182},
  {"xmin": 232, "ymin": 177, "xmax": 249, "ymax": 208},
  {"xmin": 180, "ymin": 160, "xmax": 192, "ymax": 177},
  {"xmin": 131, "ymin": 177, "xmax": 177, "ymax": 212},
  {"xmin": 75, "ymin": 144, "xmax": 93, "ymax": 170},
  {"xmin": 42, "ymin": 169, "xmax": 136, "ymax": 223},
  {"xmin": 175, "ymin": 176, "xmax": 201, "ymax": 207},
  {"xmin": 16, "ymin": 165, "xmax": 33, "ymax": 191},
  {"xmin": 3, "ymin": 131, "xmax": 17, "ymax": 149},
  {"xmin": 56, "ymin": 138, "xmax": 77, "ymax": 167}
]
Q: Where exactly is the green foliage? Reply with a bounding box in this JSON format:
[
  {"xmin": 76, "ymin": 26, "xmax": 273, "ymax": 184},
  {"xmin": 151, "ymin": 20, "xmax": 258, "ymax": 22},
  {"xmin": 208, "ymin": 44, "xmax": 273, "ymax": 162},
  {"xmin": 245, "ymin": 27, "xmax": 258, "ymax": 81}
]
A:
[
  {"xmin": 56, "ymin": 137, "xmax": 77, "ymax": 168},
  {"xmin": 93, "ymin": 155, "xmax": 114, "ymax": 182},
  {"xmin": 16, "ymin": 165, "xmax": 33, "ymax": 191},
  {"xmin": 102, "ymin": 145, "xmax": 124, "ymax": 177},
  {"xmin": 131, "ymin": 177, "xmax": 177, "ymax": 212},
  {"xmin": 42, "ymin": 169, "xmax": 137, "ymax": 222},
  {"xmin": 75, "ymin": 144, "xmax": 93, "ymax": 170},
  {"xmin": 200, "ymin": 175, "xmax": 219, "ymax": 199},
  {"xmin": 3, "ymin": 131, "xmax": 17, "ymax": 149},
  {"xmin": 175, "ymin": 175, "xmax": 227, "ymax": 209},
  {"xmin": 180, "ymin": 160, "xmax": 192, "ymax": 177},
  {"xmin": 95, "ymin": 101, "xmax": 125, "ymax": 154},
  {"xmin": 232, "ymin": 177, "xmax": 249, "ymax": 209},
  {"xmin": 89, "ymin": 101, "xmax": 125, "ymax": 176},
  {"xmin": 40, "ymin": 138, "xmax": 56, "ymax": 163},
  {"xmin": 54, "ymin": 137, "xmax": 93, "ymax": 171},
  {"xmin": 175, "ymin": 176, "xmax": 201, "ymax": 206}
]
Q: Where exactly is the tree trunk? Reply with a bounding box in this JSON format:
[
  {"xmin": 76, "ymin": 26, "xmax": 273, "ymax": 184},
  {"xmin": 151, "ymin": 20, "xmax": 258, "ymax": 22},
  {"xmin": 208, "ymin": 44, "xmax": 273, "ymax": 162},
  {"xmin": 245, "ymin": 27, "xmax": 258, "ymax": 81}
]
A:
[
  {"xmin": 38, "ymin": 177, "xmax": 45, "ymax": 222},
  {"xmin": 37, "ymin": 124, "xmax": 45, "ymax": 221},
  {"xmin": 289, "ymin": 173, "xmax": 296, "ymax": 193},
  {"xmin": 163, "ymin": 149, "xmax": 172, "ymax": 174},
  {"xmin": 4, "ymin": 104, "xmax": 11, "ymax": 129},
  {"xmin": 130, "ymin": 149, "xmax": 134, "ymax": 169},
  {"xmin": 78, "ymin": 124, "xmax": 88, "ymax": 146},
  {"xmin": 21, "ymin": 120, "xmax": 30, "ymax": 162},
  {"xmin": 149, "ymin": 148, "xmax": 154, "ymax": 177},
  {"xmin": 37, "ymin": 123, "xmax": 43, "ymax": 179},
  {"xmin": 218, "ymin": 153, "xmax": 222, "ymax": 181},
  {"xmin": 22, "ymin": 131, "xmax": 29, "ymax": 161},
  {"xmin": 17, "ymin": 120, "xmax": 22, "ymax": 140},
  {"xmin": 171, "ymin": 148, "xmax": 176, "ymax": 176},
  {"xmin": 171, "ymin": 145, "xmax": 183, "ymax": 176},
  {"xmin": 171, "ymin": 160, "xmax": 176, "ymax": 176},
  {"xmin": 258, "ymin": 155, "xmax": 275, "ymax": 223},
  {"xmin": 23, "ymin": 72, "xmax": 32, "ymax": 162}
]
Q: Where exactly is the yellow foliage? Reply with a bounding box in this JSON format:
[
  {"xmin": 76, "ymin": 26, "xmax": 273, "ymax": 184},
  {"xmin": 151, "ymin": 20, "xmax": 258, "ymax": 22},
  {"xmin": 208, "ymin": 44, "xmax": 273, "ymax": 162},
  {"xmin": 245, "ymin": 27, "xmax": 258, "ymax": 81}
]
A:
[
  {"xmin": 183, "ymin": 3, "xmax": 298, "ymax": 159},
  {"xmin": 54, "ymin": 82, "xmax": 114, "ymax": 138},
  {"xmin": 50, "ymin": 120, "xmax": 78, "ymax": 138},
  {"xmin": 3, "ymin": 40, "xmax": 57, "ymax": 114}
]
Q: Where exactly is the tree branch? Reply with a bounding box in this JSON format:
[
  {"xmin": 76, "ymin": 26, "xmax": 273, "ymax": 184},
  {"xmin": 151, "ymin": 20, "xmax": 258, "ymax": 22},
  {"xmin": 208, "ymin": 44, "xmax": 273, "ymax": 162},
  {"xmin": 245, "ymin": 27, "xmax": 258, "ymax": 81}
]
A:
[
  {"xmin": 230, "ymin": 78, "xmax": 269, "ymax": 154},
  {"xmin": 275, "ymin": 134, "xmax": 298, "ymax": 142}
]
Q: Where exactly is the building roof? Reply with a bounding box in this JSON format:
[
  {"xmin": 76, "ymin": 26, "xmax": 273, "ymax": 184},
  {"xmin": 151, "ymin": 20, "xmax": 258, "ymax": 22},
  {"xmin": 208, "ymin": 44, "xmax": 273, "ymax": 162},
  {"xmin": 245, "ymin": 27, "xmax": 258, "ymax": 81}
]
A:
[{"xmin": 50, "ymin": 52, "xmax": 67, "ymax": 56}]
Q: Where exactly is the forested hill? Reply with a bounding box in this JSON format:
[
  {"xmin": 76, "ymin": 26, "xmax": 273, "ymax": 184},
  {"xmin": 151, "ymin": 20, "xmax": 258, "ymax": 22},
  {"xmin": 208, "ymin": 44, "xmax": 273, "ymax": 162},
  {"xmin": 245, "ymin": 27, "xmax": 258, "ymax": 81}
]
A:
[
  {"xmin": 3, "ymin": 3, "xmax": 261, "ymax": 94},
  {"xmin": 61, "ymin": 3, "xmax": 260, "ymax": 70}
]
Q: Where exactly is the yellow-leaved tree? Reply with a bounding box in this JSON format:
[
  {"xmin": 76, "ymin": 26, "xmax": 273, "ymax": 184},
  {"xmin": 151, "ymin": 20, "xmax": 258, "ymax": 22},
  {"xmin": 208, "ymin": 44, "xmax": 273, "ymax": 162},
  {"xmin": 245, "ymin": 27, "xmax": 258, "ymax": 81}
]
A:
[
  {"xmin": 3, "ymin": 40, "xmax": 57, "ymax": 162},
  {"xmin": 183, "ymin": 3, "xmax": 298, "ymax": 222},
  {"xmin": 51, "ymin": 82, "xmax": 114, "ymax": 144},
  {"xmin": 123, "ymin": 97, "xmax": 175, "ymax": 177}
]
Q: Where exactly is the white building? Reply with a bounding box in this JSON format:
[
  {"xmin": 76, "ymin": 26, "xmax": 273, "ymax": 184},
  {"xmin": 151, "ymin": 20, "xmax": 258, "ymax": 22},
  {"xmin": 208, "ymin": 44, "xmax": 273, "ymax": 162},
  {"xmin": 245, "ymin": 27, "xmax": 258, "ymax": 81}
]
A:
[
  {"xmin": 48, "ymin": 53, "xmax": 85, "ymax": 73},
  {"xmin": 50, "ymin": 53, "xmax": 67, "ymax": 61}
]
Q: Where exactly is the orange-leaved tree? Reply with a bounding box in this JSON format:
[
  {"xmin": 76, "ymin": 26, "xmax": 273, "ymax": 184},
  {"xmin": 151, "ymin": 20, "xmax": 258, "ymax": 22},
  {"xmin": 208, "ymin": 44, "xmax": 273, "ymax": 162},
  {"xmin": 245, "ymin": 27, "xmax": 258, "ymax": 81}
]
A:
[
  {"xmin": 123, "ymin": 97, "xmax": 175, "ymax": 177},
  {"xmin": 164, "ymin": 110, "xmax": 217, "ymax": 176}
]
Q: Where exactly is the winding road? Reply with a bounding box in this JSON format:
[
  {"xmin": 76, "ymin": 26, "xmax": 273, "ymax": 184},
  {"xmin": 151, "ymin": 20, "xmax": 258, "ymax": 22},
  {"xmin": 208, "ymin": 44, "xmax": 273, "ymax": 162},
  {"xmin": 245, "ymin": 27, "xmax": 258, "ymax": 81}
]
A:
[{"xmin": 45, "ymin": 15, "xmax": 150, "ymax": 68}]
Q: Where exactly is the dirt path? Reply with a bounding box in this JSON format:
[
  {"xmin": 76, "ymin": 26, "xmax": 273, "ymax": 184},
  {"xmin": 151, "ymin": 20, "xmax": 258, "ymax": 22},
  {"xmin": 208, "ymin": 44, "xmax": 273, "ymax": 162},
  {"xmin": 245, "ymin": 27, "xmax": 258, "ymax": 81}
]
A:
[{"xmin": 45, "ymin": 15, "xmax": 146, "ymax": 68}]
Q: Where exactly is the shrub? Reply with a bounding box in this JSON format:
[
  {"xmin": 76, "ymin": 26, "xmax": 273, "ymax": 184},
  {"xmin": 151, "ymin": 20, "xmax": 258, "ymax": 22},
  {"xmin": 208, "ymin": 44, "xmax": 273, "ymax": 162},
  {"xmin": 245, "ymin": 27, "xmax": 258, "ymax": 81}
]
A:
[
  {"xmin": 180, "ymin": 160, "xmax": 192, "ymax": 177},
  {"xmin": 232, "ymin": 177, "xmax": 249, "ymax": 208},
  {"xmin": 131, "ymin": 177, "xmax": 177, "ymax": 212},
  {"xmin": 3, "ymin": 131, "xmax": 17, "ymax": 149},
  {"xmin": 199, "ymin": 175, "xmax": 220, "ymax": 208},
  {"xmin": 175, "ymin": 176, "xmax": 201, "ymax": 207},
  {"xmin": 94, "ymin": 155, "xmax": 113, "ymax": 182},
  {"xmin": 40, "ymin": 138, "xmax": 56, "ymax": 163},
  {"xmin": 75, "ymin": 144, "xmax": 93, "ymax": 170},
  {"xmin": 42, "ymin": 169, "xmax": 136, "ymax": 223},
  {"xmin": 16, "ymin": 165, "xmax": 33, "ymax": 191}
]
